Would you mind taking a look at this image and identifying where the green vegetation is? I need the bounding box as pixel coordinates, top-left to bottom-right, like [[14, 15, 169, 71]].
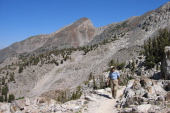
[[57, 91, 67, 103], [110, 21, 128, 32], [18, 64, 23, 73], [0, 73, 16, 102], [0, 96, 3, 102], [93, 76, 97, 90], [99, 75, 105, 89], [2, 84, 8, 96], [2, 76, 5, 85], [127, 60, 136, 72], [116, 62, 126, 70], [8, 94, 15, 102], [84, 72, 93, 85], [144, 29, 170, 69], [57, 86, 82, 103], [89, 72, 93, 80], [70, 86, 82, 100], [108, 59, 125, 70], [16, 97, 24, 100], [9, 72, 15, 82]]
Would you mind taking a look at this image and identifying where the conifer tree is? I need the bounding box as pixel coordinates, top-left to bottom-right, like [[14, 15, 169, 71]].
[[144, 29, 170, 69]]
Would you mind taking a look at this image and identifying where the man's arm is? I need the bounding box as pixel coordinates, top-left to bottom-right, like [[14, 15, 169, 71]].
[[117, 76, 120, 85], [107, 77, 110, 86], [117, 71, 120, 85]]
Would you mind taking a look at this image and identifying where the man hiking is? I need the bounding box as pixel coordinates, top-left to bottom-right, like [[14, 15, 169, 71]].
[[107, 66, 120, 99]]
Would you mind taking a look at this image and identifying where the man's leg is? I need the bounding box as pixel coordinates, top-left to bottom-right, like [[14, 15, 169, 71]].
[[110, 80, 114, 98], [113, 79, 118, 98]]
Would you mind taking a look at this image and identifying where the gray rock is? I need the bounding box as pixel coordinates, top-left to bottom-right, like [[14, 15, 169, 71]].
[[148, 99, 155, 105], [156, 96, 165, 101], [124, 88, 135, 98], [166, 92, 170, 101], [85, 96, 97, 101], [14, 99, 25, 110], [148, 106, 161, 112], [140, 97, 148, 102], [0, 103, 11, 113], [132, 104, 152, 112], [25, 97, 30, 106], [140, 79, 153, 88], [132, 79, 141, 90], [135, 88, 146, 96], [126, 79, 134, 88]]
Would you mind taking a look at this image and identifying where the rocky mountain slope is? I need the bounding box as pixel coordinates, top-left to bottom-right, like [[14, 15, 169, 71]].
[[0, 1, 170, 61], [0, 53, 170, 113], [0, 17, 104, 61], [0, 1, 170, 107]]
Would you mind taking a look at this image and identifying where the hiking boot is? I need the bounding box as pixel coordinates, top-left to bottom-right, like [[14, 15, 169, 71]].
[[112, 96, 116, 99]]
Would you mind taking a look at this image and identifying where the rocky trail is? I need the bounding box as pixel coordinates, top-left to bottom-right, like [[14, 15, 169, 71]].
[[83, 86, 126, 113], [1, 77, 170, 113]]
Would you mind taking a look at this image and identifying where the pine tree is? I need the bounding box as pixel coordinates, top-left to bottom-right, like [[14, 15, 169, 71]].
[[144, 29, 170, 69]]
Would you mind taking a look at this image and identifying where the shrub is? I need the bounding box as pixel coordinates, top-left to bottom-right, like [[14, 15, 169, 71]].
[[0, 96, 3, 102], [70, 86, 82, 100], [18, 65, 23, 73], [8, 94, 15, 102], [117, 63, 126, 70], [2, 85, 8, 95], [9, 73, 15, 82]]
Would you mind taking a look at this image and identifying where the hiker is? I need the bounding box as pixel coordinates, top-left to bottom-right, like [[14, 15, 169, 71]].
[[107, 66, 120, 99]]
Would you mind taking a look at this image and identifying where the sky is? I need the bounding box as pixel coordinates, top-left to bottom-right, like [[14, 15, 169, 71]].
[[0, 0, 169, 49]]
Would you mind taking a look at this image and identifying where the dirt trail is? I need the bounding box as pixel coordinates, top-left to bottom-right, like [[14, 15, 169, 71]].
[[84, 86, 125, 113]]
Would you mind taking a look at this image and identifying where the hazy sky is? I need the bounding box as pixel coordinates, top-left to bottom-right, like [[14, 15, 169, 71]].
[[0, 0, 169, 49]]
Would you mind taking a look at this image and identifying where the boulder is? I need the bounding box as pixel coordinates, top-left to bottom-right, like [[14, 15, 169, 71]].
[[124, 88, 135, 98], [94, 89, 105, 94], [105, 87, 111, 92], [14, 99, 25, 110], [148, 106, 161, 113], [147, 86, 155, 94], [135, 88, 146, 97], [132, 79, 141, 90], [161, 46, 170, 80], [25, 97, 30, 106], [126, 79, 134, 88], [166, 92, 170, 101], [132, 104, 152, 112], [156, 96, 165, 101], [153, 84, 165, 93], [85, 96, 97, 101], [140, 79, 152, 88]]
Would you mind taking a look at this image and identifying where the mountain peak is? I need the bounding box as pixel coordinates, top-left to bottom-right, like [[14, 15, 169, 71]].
[[79, 17, 89, 20], [157, 1, 170, 11], [77, 17, 90, 22], [72, 17, 92, 27]]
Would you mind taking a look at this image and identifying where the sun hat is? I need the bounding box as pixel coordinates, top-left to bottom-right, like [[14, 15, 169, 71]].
[[110, 66, 115, 69]]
